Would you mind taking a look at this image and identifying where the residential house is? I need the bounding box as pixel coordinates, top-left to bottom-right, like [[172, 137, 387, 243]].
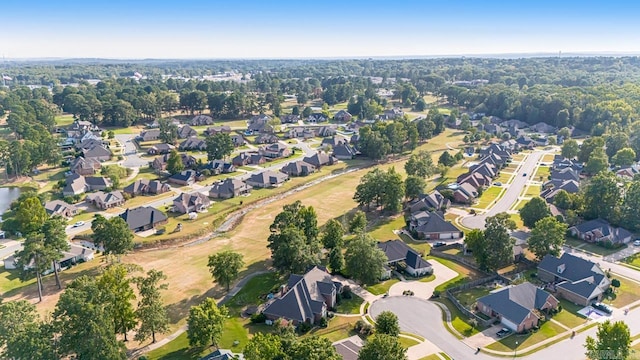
[[303, 152, 337, 168], [307, 113, 328, 123], [200, 349, 244, 360], [540, 180, 580, 203], [246, 170, 289, 188], [408, 191, 451, 212], [173, 192, 211, 214], [333, 337, 363, 360], [255, 133, 279, 144], [408, 211, 463, 240], [530, 122, 557, 134], [248, 114, 272, 133], [230, 134, 245, 146], [538, 253, 611, 306], [204, 160, 235, 174], [123, 179, 170, 196], [260, 143, 291, 159], [453, 183, 479, 204], [147, 143, 175, 155], [334, 110, 352, 122], [616, 166, 640, 180], [281, 161, 316, 176], [377, 240, 432, 277], [82, 145, 112, 162], [232, 152, 265, 166], [569, 218, 633, 246], [151, 153, 197, 172], [209, 178, 252, 199], [249, 154, 266, 165], [86, 191, 125, 210], [167, 170, 202, 186], [262, 266, 342, 325], [75, 137, 104, 151], [204, 125, 231, 136], [139, 129, 161, 142], [332, 144, 358, 160], [458, 172, 492, 189], [280, 114, 300, 124], [4, 243, 95, 271], [476, 282, 559, 333], [317, 125, 337, 137], [120, 206, 168, 232], [190, 114, 214, 126], [515, 135, 535, 149], [62, 174, 111, 197], [380, 108, 404, 120], [69, 120, 100, 132], [70, 156, 101, 175], [179, 137, 207, 151], [177, 125, 198, 139], [550, 167, 580, 182], [480, 143, 512, 159], [44, 200, 78, 218], [322, 135, 349, 148]]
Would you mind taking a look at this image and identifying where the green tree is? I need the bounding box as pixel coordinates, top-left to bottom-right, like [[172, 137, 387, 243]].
[[561, 139, 579, 159], [553, 189, 573, 210], [481, 213, 516, 271], [133, 269, 170, 344], [328, 247, 345, 273], [14, 196, 47, 235], [98, 264, 138, 341], [605, 132, 629, 158], [345, 233, 387, 285], [166, 149, 184, 174], [287, 336, 342, 360], [611, 147, 636, 167], [578, 136, 605, 163], [519, 197, 551, 228], [358, 334, 408, 360], [464, 229, 487, 268], [92, 216, 134, 261], [54, 276, 127, 360], [438, 151, 456, 167], [582, 172, 621, 221], [207, 250, 244, 291], [0, 300, 56, 360], [321, 219, 345, 250], [206, 132, 234, 161], [585, 147, 609, 175], [375, 311, 400, 336], [404, 151, 435, 178], [349, 210, 367, 234], [382, 167, 404, 213], [585, 320, 630, 360], [158, 118, 178, 145], [302, 106, 313, 118], [42, 216, 70, 289], [187, 298, 228, 348], [243, 332, 284, 360], [622, 180, 640, 231], [405, 175, 426, 200], [16, 233, 52, 302], [527, 217, 567, 260]]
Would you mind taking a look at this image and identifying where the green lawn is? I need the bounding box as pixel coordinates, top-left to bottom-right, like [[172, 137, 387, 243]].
[[365, 278, 400, 295], [305, 316, 358, 343], [398, 336, 420, 349], [495, 172, 514, 184], [419, 353, 452, 360], [486, 320, 565, 351], [335, 294, 364, 314], [609, 276, 640, 308], [509, 213, 525, 230], [432, 298, 481, 337], [225, 272, 282, 314], [541, 154, 556, 163], [0, 266, 36, 294], [453, 287, 491, 309], [622, 253, 640, 268], [523, 185, 541, 198], [513, 199, 529, 211], [55, 114, 75, 126], [145, 332, 208, 360], [428, 258, 483, 293], [534, 166, 550, 181], [553, 299, 588, 328], [564, 237, 626, 257], [476, 186, 503, 209]]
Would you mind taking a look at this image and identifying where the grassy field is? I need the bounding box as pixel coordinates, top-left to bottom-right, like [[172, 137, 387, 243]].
[[335, 294, 364, 314], [305, 315, 358, 343], [476, 186, 503, 209], [365, 278, 400, 295], [621, 253, 640, 268], [509, 213, 525, 230], [553, 299, 588, 328], [523, 185, 541, 198], [398, 336, 420, 349], [486, 320, 565, 351], [55, 114, 75, 126], [541, 154, 556, 163], [495, 172, 513, 184], [564, 237, 626, 257], [432, 298, 481, 337], [609, 276, 640, 308], [534, 166, 550, 181]]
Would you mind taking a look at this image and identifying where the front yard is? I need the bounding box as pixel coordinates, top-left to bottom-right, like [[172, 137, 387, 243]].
[[485, 320, 566, 352], [365, 278, 400, 296], [431, 297, 481, 337], [553, 299, 588, 328], [475, 186, 503, 209], [335, 294, 364, 314], [564, 237, 626, 257]]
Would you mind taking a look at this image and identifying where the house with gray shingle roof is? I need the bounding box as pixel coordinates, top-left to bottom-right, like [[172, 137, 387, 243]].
[[538, 253, 611, 306], [477, 282, 558, 333], [62, 174, 111, 197], [377, 240, 432, 277], [119, 206, 168, 232], [173, 192, 211, 214], [86, 190, 125, 210], [569, 218, 633, 246], [123, 179, 170, 196], [70, 156, 102, 176], [245, 170, 289, 188], [408, 211, 463, 240], [179, 137, 206, 151], [262, 266, 342, 325], [281, 161, 316, 177], [44, 200, 78, 218], [303, 152, 337, 168], [177, 125, 198, 139], [209, 178, 252, 199], [82, 144, 112, 162]]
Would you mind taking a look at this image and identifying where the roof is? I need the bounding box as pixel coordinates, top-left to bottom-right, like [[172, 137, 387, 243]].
[[119, 206, 168, 230], [141, 129, 161, 139], [248, 170, 288, 185], [177, 125, 197, 138], [262, 266, 338, 323], [303, 152, 335, 167], [405, 251, 432, 270], [538, 253, 606, 283], [281, 161, 316, 175], [200, 349, 244, 360], [82, 145, 111, 158], [570, 218, 633, 243], [210, 178, 252, 196], [44, 200, 77, 215], [174, 192, 210, 208], [478, 282, 556, 325], [332, 144, 357, 158], [169, 170, 198, 182], [123, 179, 167, 194], [86, 190, 124, 204], [376, 240, 415, 263], [415, 212, 461, 234], [70, 156, 101, 171], [333, 336, 363, 360]]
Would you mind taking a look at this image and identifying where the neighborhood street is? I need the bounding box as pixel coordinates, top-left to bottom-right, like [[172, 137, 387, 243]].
[[461, 150, 545, 229]]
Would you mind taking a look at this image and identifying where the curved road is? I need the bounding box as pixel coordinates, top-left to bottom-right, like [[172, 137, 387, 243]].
[[461, 150, 545, 229]]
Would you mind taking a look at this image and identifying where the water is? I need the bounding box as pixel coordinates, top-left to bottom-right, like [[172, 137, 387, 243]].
[[0, 187, 21, 221]]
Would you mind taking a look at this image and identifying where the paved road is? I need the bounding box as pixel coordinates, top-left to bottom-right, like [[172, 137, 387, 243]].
[[461, 150, 545, 229], [115, 134, 148, 168], [0, 239, 21, 260]]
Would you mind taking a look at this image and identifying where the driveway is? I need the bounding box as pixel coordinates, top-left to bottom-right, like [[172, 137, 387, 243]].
[[461, 150, 545, 229], [387, 259, 458, 298], [464, 324, 505, 348], [115, 134, 148, 168]]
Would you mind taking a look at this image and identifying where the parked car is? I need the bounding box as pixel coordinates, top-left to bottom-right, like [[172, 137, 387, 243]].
[[634, 239, 640, 246], [592, 302, 613, 314], [73, 221, 85, 228], [433, 241, 446, 248], [493, 182, 502, 186], [496, 328, 512, 337], [522, 173, 527, 177]]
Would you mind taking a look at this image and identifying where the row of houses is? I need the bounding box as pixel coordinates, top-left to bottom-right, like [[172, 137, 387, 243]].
[[453, 143, 511, 204]]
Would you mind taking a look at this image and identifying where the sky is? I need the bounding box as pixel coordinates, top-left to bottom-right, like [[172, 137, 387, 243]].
[[1, 0, 640, 59]]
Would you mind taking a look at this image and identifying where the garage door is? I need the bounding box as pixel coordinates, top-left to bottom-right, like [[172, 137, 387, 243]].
[[501, 317, 518, 332]]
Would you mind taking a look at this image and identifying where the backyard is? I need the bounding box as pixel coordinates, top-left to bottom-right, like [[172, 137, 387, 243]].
[[452, 287, 491, 309], [335, 294, 365, 314]]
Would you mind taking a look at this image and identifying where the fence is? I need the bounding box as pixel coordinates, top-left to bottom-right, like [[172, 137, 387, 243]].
[[444, 275, 501, 329]]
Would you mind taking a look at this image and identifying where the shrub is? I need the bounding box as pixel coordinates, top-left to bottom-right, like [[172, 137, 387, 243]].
[[355, 319, 365, 331], [342, 286, 353, 299], [360, 323, 374, 336], [250, 313, 267, 324], [319, 317, 328, 328], [431, 290, 441, 298], [297, 322, 312, 334]]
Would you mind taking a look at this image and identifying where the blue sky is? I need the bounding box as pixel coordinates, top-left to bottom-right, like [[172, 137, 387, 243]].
[[1, 0, 639, 58]]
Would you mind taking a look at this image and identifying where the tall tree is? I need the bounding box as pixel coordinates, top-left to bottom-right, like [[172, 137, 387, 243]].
[[585, 320, 630, 360], [481, 213, 516, 271], [187, 298, 228, 348], [561, 139, 579, 159], [42, 216, 70, 289], [578, 136, 605, 163], [321, 219, 345, 250], [205, 132, 234, 161], [16, 233, 51, 302], [585, 147, 609, 175], [527, 217, 567, 260], [134, 269, 170, 344], [92, 216, 134, 261], [382, 167, 404, 213], [611, 147, 636, 167], [0, 300, 56, 360], [98, 264, 138, 341], [207, 250, 244, 291], [158, 118, 178, 145], [519, 197, 551, 228], [438, 151, 456, 167], [14, 196, 47, 235], [345, 233, 387, 285], [287, 336, 342, 360], [349, 210, 367, 234], [622, 180, 640, 231], [464, 229, 487, 267], [166, 149, 185, 174], [404, 151, 435, 178], [582, 172, 621, 222], [54, 276, 127, 360], [358, 334, 408, 360], [405, 175, 426, 200], [243, 332, 284, 360], [375, 311, 400, 336]]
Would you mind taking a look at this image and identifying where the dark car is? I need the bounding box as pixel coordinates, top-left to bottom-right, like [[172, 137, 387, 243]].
[[592, 302, 613, 314], [496, 328, 512, 337], [433, 241, 446, 248], [522, 173, 527, 177]]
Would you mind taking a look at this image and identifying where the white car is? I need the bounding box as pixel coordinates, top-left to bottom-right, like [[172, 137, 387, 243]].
[[73, 221, 85, 228], [634, 239, 640, 246]]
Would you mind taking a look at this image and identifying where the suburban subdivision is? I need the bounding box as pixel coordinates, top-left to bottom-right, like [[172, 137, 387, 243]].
[[2, 55, 640, 360]]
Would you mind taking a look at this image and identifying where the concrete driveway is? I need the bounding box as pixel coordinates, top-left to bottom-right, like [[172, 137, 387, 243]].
[[387, 259, 458, 298], [464, 324, 505, 348], [115, 134, 148, 168], [461, 150, 545, 229]]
